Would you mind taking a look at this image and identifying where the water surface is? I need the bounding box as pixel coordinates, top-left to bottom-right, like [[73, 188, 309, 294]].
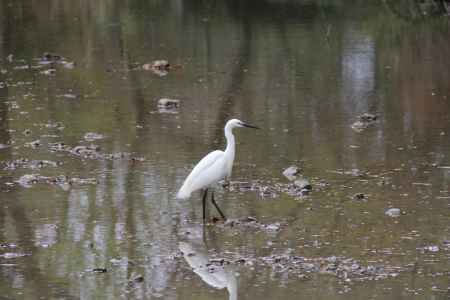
[[0, 1, 449, 299]]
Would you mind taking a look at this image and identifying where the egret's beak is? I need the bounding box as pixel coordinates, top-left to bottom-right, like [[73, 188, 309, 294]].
[[243, 123, 259, 129]]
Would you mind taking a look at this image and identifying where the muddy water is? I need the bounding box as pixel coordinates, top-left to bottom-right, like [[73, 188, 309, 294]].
[[0, 1, 449, 299]]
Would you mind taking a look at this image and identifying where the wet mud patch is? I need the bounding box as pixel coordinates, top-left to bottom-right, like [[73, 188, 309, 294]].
[[48, 142, 145, 162], [227, 178, 326, 199], [221, 216, 285, 233], [4, 158, 62, 171], [14, 173, 98, 190], [176, 243, 407, 286]]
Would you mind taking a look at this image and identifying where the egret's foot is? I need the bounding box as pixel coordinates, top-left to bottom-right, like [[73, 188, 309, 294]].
[[221, 180, 230, 188]]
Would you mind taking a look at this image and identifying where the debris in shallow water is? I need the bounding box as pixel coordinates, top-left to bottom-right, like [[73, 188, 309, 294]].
[[0, 243, 17, 249], [49, 142, 136, 161], [418, 245, 440, 253], [353, 193, 366, 201], [110, 257, 134, 267], [40, 69, 56, 76], [157, 98, 180, 113], [223, 217, 284, 234], [48, 142, 69, 152], [16, 174, 40, 188], [42, 52, 62, 62], [143, 60, 171, 76], [84, 132, 105, 142], [259, 185, 279, 198], [351, 113, 378, 132], [0, 252, 30, 259], [158, 98, 180, 108], [70, 145, 101, 158], [385, 208, 401, 217], [92, 268, 107, 273], [127, 274, 144, 288], [293, 178, 312, 192], [57, 93, 78, 100], [13, 65, 29, 70], [61, 61, 75, 69], [359, 113, 377, 122], [283, 165, 301, 181], [69, 177, 99, 185], [25, 139, 41, 148], [13, 174, 98, 190]]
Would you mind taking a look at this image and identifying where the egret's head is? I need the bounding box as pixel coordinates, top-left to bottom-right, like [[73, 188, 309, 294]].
[[227, 119, 259, 129]]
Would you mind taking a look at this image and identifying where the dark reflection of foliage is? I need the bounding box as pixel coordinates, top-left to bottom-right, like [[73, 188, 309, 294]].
[[384, 0, 450, 21]]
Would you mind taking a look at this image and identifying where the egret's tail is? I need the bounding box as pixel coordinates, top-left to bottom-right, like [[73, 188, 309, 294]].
[[176, 185, 191, 200]]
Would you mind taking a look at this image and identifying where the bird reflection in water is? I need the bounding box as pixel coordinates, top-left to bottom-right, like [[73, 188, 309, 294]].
[[179, 240, 237, 300]]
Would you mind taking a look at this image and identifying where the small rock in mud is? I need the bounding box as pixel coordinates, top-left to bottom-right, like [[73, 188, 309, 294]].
[[158, 98, 180, 108], [294, 178, 312, 191], [14, 65, 29, 70], [0, 252, 30, 259], [69, 177, 98, 185], [25, 139, 41, 148], [92, 268, 107, 273], [259, 185, 279, 198], [264, 223, 281, 231], [143, 60, 170, 76], [42, 52, 62, 62], [4, 158, 29, 170], [283, 165, 301, 181], [70, 145, 100, 158], [351, 113, 378, 132], [40, 69, 56, 76], [61, 61, 75, 69], [353, 193, 366, 201], [48, 142, 70, 152], [385, 208, 401, 217], [84, 132, 105, 142], [16, 174, 40, 188], [157, 98, 180, 113], [57, 93, 78, 100], [0, 243, 17, 249], [110, 257, 133, 267], [420, 245, 440, 253], [127, 275, 144, 288], [223, 217, 283, 234], [359, 113, 377, 122], [29, 160, 60, 169], [286, 178, 312, 196], [14, 173, 97, 190]]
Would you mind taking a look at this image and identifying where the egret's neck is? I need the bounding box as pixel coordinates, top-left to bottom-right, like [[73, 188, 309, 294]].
[[224, 125, 235, 158]]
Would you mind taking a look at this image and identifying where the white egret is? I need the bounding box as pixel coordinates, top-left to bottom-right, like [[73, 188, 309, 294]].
[[177, 119, 259, 222]]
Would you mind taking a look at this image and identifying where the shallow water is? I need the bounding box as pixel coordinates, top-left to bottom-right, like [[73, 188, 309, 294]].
[[0, 1, 449, 299]]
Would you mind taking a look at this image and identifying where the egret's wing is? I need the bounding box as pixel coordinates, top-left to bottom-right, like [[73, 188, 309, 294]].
[[186, 150, 224, 182], [177, 150, 224, 198]]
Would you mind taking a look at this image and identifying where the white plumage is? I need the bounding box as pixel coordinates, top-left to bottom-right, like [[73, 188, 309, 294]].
[[177, 118, 258, 221], [177, 150, 227, 199]]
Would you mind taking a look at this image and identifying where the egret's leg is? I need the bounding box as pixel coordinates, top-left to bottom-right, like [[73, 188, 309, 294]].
[[202, 189, 208, 223], [211, 191, 226, 220]]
